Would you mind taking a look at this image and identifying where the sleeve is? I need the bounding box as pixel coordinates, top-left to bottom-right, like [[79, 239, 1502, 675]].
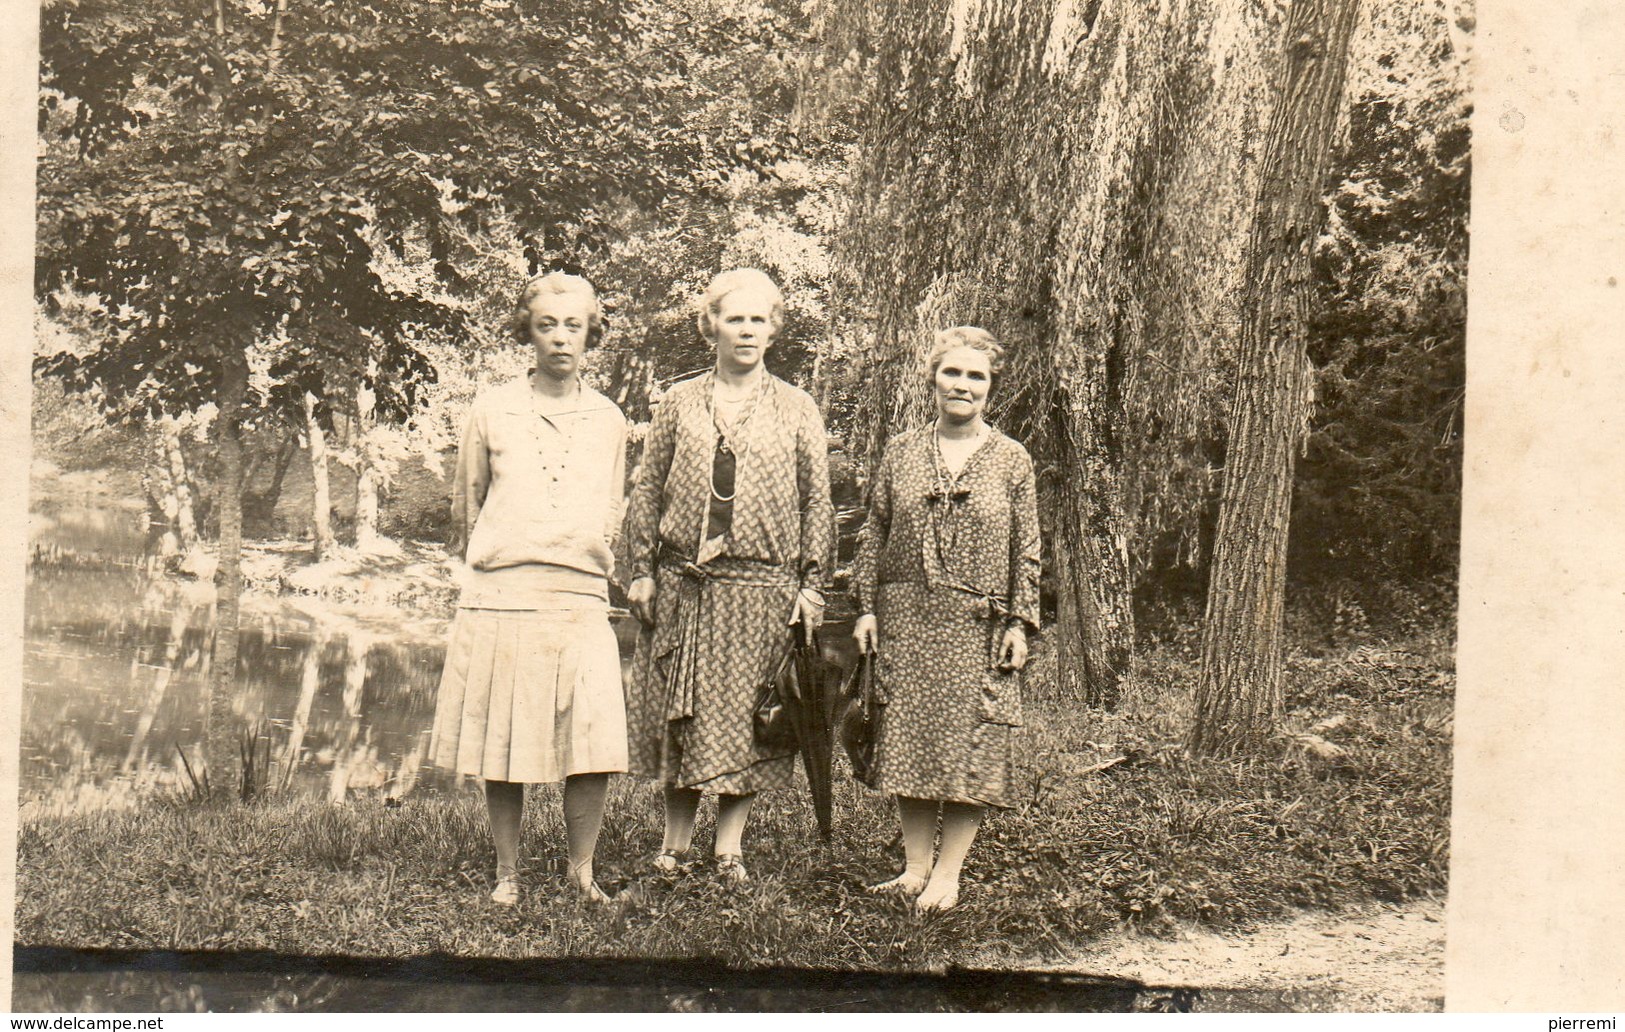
[[625, 396, 678, 582], [1008, 447, 1042, 635], [605, 412, 629, 580], [795, 395, 835, 590], [448, 397, 491, 563], [851, 444, 893, 616]]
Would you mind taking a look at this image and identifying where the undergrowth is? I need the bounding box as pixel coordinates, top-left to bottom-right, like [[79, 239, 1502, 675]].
[[15, 620, 1452, 969]]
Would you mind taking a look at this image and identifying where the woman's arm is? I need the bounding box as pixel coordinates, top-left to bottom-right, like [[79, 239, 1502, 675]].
[[448, 398, 491, 563], [850, 442, 895, 655], [624, 396, 679, 583], [606, 415, 629, 546], [1007, 447, 1042, 636], [851, 443, 894, 618], [605, 414, 630, 588], [795, 395, 836, 591]]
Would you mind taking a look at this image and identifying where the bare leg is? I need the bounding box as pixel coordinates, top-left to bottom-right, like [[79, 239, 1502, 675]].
[[916, 801, 984, 911], [484, 779, 524, 903], [661, 785, 702, 854], [563, 773, 611, 902], [714, 792, 755, 882], [869, 795, 936, 894]]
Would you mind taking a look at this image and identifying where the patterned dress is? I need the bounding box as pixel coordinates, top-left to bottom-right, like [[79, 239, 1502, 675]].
[[851, 424, 1041, 808], [623, 372, 834, 794]]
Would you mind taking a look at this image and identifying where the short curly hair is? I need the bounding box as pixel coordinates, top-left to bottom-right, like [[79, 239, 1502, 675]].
[[696, 268, 786, 341], [510, 272, 605, 349], [925, 326, 1005, 383]]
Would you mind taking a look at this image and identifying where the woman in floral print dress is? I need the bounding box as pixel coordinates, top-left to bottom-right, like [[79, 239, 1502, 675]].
[[623, 268, 834, 884], [852, 326, 1041, 912]]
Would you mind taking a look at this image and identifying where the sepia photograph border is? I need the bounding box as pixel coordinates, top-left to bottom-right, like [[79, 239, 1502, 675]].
[[1, 0, 1622, 1013]]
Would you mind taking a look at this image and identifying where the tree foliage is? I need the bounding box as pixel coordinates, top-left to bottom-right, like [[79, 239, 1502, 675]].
[[1293, 0, 1470, 584]]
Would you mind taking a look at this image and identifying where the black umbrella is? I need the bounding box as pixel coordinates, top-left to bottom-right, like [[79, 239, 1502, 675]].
[[782, 627, 836, 840]]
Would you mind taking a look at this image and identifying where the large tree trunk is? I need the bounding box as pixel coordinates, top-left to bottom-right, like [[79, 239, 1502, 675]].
[[205, 349, 249, 793], [1050, 437, 1134, 706], [1191, 0, 1363, 755], [304, 391, 336, 561]]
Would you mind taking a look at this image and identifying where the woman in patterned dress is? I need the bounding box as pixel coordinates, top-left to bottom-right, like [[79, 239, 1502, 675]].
[[623, 268, 834, 884], [851, 326, 1041, 912], [430, 272, 629, 906]]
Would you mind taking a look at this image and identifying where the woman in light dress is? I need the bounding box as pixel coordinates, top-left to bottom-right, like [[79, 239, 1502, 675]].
[[852, 327, 1041, 912], [430, 272, 629, 905]]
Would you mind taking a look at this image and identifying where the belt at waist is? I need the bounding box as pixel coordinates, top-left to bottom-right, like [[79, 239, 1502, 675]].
[[657, 551, 800, 587], [880, 578, 1012, 620]]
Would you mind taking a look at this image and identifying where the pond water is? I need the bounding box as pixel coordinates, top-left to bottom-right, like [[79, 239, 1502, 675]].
[[20, 501, 614, 816], [21, 496, 853, 817]]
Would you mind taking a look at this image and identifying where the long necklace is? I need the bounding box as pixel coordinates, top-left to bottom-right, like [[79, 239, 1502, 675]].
[[528, 376, 582, 461], [529, 374, 582, 419], [710, 376, 762, 503]]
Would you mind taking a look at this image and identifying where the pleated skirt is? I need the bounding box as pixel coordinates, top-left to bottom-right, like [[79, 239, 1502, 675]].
[[430, 605, 628, 783]]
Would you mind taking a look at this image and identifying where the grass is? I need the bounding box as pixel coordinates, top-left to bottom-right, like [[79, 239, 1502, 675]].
[[13, 612, 1453, 971]]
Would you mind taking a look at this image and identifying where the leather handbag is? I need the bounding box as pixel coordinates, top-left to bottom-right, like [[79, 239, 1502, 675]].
[[840, 653, 883, 787], [753, 648, 799, 752]]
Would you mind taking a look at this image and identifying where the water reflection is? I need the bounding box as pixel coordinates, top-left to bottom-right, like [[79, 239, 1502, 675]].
[[21, 496, 846, 817], [22, 559, 461, 816]]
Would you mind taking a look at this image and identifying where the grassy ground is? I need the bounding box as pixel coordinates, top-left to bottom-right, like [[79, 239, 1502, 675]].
[[14, 615, 1452, 971]]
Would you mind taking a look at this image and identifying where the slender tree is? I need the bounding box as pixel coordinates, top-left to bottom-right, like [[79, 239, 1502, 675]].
[[1191, 0, 1365, 754], [302, 390, 336, 561]]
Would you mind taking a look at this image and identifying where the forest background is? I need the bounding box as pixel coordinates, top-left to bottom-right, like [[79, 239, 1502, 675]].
[[14, 0, 1472, 992]]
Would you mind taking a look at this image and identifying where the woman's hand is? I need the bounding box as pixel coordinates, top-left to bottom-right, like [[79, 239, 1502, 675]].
[[853, 614, 878, 656], [997, 625, 1029, 672], [789, 587, 825, 644], [628, 576, 657, 626]]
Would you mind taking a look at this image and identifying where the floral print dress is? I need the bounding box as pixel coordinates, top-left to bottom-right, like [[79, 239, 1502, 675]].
[[851, 424, 1041, 808], [622, 372, 834, 794]]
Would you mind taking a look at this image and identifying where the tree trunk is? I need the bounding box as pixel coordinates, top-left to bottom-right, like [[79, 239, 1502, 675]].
[[355, 464, 379, 550], [165, 417, 198, 550], [205, 349, 249, 793], [304, 391, 336, 561], [353, 383, 380, 551], [148, 425, 182, 557], [1050, 443, 1134, 707], [1191, 0, 1363, 755], [269, 433, 298, 503]]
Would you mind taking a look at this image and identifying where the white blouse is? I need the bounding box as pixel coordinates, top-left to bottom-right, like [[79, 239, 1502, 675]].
[[451, 378, 628, 608]]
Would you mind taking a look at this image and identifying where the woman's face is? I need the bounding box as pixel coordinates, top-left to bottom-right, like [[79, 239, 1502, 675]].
[[527, 291, 594, 383], [711, 287, 778, 375], [933, 345, 993, 423]]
